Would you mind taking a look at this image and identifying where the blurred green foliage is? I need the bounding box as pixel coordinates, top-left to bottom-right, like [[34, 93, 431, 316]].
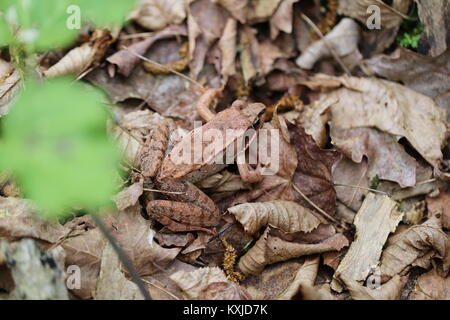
[[0, 0, 137, 51], [0, 79, 120, 218], [0, 0, 137, 218], [397, 24, 424, 50]]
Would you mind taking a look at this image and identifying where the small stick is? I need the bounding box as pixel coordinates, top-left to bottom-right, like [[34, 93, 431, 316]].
[[293, 184, 347, 229], [90, 212, 152, 300], [301, 13, 351, 75], [334, 183, 390, 196], [373, 0, 414, 20]]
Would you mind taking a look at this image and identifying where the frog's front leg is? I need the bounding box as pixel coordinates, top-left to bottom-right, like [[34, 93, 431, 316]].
[[140, 119, 171, 178]]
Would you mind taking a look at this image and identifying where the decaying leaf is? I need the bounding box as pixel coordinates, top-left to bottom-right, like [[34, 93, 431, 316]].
[[333, 157, 369, 212], [238, 226, 349, 275], [290, 255, 341, 300], [415, 0, 449, 56], [337, 0, 411, 29], [331, 126, 417, 187], [426, 189, 450, 229], [44, 29, 116, 78], [112, 180, 144, 211], [335, 193, 402, 286], [409, 267, 450, 300], [296, 18, 361, 70], [0, 197, 67, 244], [364, 48, 450, 113], [218, 18, 238, 82], [170, 266, 246, 299], [94, 243, 144, 300], [62, 227, 106, 299], [0, 58, 21, 115], [131, 0, 187, 31], [110, 205, 182, 276], [304, 74, 447, 167], [44, 44, 97, 78], [340, 274, 406, 300], [228, 201, 321, 235], [246, 0, 283, 24], [378, 215, 449, 280], [289, 124, 341, 216], [270, 0, 299, 39], [107, 24, 187, 77]]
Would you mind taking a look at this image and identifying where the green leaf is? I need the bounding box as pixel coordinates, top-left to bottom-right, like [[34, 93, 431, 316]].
[[0, 0, 137, 51], [75, 0, 137, 26], [0, 78, 120, 218]]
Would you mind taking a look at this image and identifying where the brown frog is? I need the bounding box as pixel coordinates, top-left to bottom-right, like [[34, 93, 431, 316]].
[[141, 98, 265, 234]]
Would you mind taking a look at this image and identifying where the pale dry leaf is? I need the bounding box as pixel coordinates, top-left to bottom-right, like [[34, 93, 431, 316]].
[[62, 227, 106, 299], [338, 0, 411, 29], [112, 180, 144, 211], [335, 193, 402, 284], [0, 58, 21, 115], [297, 283, 338, 300], [340, 274, 405, 300], [94, 242, 144, 300], [415, 0, 449, 56], [228, 201, 321, 235], [246, 0, 283, 24], [259, 39, 287, 76], [269, 0, 299, 39], [277, 256, 320, 300], [198, 281, 249, 300], [44, 44, 96, 78], [296, 18, 361, 70], [188, 0, 231, 77], [218, 18, 237, 83], [307, 74, 448, 167], [426, 189, 450, 229], [364, 48, 450, 113], [111, 205, 182, 276], [0, 197, 67, 244], [240, 25, 262, 85], [333, 158, 369, 212], [379, 215, 449, 279], [170, 266, 232, 299], [409, 267, 450, 300], [238, 226, 349, 275], [297, 96, 334, 148], [331, 126, 417, 188], [213, 0, 249, 23], [131, 0, 187, 31], [241, 258, 303, 299]]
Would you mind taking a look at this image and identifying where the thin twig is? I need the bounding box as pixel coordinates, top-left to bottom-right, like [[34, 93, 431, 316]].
[[141, 278, 181, 300], [373, 0, 414, 20], [120, 45, 205, 91], [90, 213, 152, 300], [300, 13, 352, 75], [293, 183, 347, 229], [334, 183, 390, 196]]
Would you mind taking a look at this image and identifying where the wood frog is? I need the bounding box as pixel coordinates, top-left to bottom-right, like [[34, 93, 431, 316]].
[[140, 97, 265, 234]]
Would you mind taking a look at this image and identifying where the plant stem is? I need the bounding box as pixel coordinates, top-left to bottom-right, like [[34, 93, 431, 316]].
[[90, 213, 152, 300]]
